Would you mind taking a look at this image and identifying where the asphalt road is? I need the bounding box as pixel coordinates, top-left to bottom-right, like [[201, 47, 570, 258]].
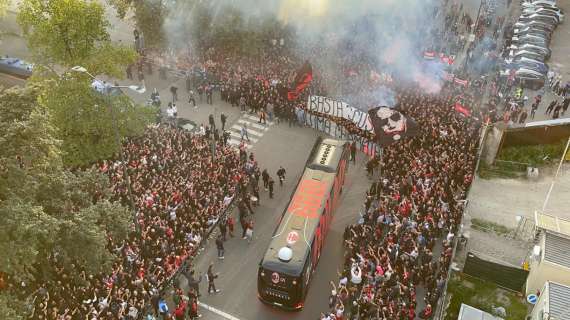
[[156, 96, 372, 319]]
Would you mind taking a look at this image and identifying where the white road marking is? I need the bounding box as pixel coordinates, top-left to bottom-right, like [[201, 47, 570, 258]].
[[198, 301, 242, 320], [237, 119, 271, 131]]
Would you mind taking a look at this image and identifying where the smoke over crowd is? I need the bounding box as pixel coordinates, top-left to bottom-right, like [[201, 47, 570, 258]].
[[157, 0, 448, 110]]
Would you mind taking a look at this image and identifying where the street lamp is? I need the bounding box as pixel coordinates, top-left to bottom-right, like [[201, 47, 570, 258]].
[[72, 65, 145, 233]]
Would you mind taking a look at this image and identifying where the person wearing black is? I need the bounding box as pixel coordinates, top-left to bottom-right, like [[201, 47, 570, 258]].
[[209, 114, 216, 131], [262, 169, 269, 191], [221, 113, 227, 131], [562, 97, 570, 116], [350, 141, 357, 163], [268, 176, 275, 199], [277, 166, 286, 186], [546, 100, 557, 115], [223, 130, 230, 146], [183, 269, 202, 297], [207, 263, 220, 294], [219, 217, 228, 241], [215, 234, 225, 259], [170, 86, 178, 103], [206, 85, 213, 105]]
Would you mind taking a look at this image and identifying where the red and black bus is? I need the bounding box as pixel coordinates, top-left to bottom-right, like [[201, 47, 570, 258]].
[[257, 137, 349, 310]]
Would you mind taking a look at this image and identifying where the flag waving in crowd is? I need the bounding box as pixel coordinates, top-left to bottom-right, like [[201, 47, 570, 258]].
[[368, 106, 419, 146], [454, 101, 472, 117], [286, 61, 313, 101]]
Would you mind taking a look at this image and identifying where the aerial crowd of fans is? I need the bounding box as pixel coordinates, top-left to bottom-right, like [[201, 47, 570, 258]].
[[25, 125, 261, 319], [7, 0, 493, 319], [320, 85, 479, 320]]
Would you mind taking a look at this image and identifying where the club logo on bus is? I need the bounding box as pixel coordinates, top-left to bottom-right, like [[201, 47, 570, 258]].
[[271, 272, 280, 284], [288, 180, 327, 219], [286, 231, 299, 245]]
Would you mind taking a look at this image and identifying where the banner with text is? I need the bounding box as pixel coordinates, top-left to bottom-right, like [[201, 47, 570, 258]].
[[303, 96, 378, 156], [307, 95, 374, 132]]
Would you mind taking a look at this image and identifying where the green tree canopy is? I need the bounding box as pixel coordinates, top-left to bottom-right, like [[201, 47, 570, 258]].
[[0, 85, 132, 304], [36, 75, 157, 166], [17, 0, 137, 78]]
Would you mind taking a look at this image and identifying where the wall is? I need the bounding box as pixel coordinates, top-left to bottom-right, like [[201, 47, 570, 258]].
[[526, 261, 570, 296], [529, 282, 549, 320]]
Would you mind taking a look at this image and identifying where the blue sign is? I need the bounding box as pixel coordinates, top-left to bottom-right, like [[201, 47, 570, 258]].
[[527, 294, 538, 304]]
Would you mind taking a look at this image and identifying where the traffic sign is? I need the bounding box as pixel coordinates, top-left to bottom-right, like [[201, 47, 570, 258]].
[[527, 294, 538, 304]]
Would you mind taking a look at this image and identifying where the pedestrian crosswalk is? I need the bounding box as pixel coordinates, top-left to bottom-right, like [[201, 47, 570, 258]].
[[227, 113, 274, 149]]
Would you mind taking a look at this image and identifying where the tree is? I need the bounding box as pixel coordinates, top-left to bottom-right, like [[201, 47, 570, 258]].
[[37, 76, 157, 166], [0, 0, 9, 17], [0, 292, 25, 320], [17, 0, 137, 78], [0, 85, 132, 288]]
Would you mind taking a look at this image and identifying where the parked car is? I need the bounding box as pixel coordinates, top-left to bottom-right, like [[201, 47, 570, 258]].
[[518, 14, 559, 26], [523, 6, 564, 17], [511, 35, 549, 47], [501, 68, 545, 89], [514, 21, 555, 32], [0, 56, 33, 79], [513, 27, 552, 40], [522, 8, 564, 23], [504, 58, 548, 74], [510, 49, 548, 62], [521, 0, 558, 9], [509, 43, 551, 58]]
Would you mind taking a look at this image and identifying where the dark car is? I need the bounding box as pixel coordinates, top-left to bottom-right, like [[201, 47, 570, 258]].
[[511, 68, 546, 89], [0, 56, 33, 79]]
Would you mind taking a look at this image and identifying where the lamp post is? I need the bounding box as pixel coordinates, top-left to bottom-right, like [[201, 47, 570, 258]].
[[72, 66, 145, 233]]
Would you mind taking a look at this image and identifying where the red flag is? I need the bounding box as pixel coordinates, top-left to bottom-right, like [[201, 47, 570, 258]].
[[454, 102, 471, 117], [287, 61, 313, 101]]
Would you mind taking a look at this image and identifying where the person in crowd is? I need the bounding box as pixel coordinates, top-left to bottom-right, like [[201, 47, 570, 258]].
[[171, 85, 178, 103], [268, 176, 275, 199], [207, 263, 220, 294], [221, 112, 227, 131], [215, 234, 225, 259], [277, 166, 286, 187], [350, 141, 357, 164], [240, 123, 250, 142], [188, 89, 197, 108]]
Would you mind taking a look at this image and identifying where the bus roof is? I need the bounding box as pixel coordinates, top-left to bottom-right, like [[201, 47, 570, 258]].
[[261, 138, 346, 276]]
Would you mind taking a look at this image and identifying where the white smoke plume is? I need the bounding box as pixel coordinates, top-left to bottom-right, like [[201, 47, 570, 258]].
[[161, 0, 447, 105]]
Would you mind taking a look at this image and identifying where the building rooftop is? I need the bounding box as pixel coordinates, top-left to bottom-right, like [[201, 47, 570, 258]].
[[544, 232, 570, 269], [547, 282, 570, 320], [535, 212, 570, 236], [458, 304, 504, 320]]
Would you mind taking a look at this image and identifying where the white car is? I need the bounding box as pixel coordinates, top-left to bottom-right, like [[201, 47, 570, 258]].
[[509, 43, 551, 58], [521, 0, 558, 8], [521, 0, 557, 7], [523, 8, 564, 22]]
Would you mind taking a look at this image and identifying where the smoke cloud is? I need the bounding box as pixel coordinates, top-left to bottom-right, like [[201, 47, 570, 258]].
[[162, 0, 447, 108]]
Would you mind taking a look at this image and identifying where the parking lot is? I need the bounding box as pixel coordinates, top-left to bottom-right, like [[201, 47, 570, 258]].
[[505, 0, 570, 123]]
